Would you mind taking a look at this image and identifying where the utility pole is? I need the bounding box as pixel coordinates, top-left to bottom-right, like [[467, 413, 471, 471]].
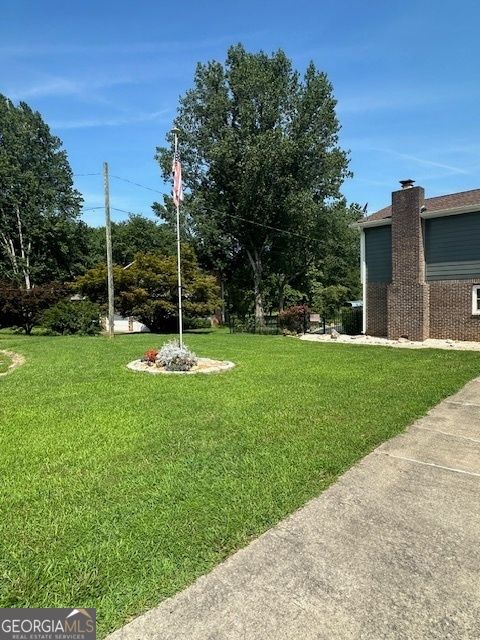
[[172, 127, 183, 347], [103, 161, 115, 338]]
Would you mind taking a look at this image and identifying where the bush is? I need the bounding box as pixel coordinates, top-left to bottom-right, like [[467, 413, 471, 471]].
[[156, 340, 198, 371], [42, 300, 102, 336], [278, 305, 310, 334], [0, 282, 68, 334], [341, 307, 363, 335], [183, 316, 212, 330], [143, 349, 158, 363]]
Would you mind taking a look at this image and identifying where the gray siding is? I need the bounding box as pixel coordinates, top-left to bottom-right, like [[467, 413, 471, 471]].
[[425, 212, 480, 280], [365, 225, 392, 283]]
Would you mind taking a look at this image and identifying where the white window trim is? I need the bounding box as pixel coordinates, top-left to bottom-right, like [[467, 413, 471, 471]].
[[472, 285, 480, 315]]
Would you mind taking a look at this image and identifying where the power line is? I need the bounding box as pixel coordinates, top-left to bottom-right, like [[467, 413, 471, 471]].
[[106, 176, 316, 241], [80, 173, 326, 242], [110, 174, 164, 195], [74, 173, 101, 177]]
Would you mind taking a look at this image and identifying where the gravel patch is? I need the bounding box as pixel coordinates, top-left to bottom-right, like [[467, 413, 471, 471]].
[[127, 357, 236, 375], [299, 333, 480, 351]]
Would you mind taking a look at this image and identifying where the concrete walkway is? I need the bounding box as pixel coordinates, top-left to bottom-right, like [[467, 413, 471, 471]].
[[108, 378, 480, 640]]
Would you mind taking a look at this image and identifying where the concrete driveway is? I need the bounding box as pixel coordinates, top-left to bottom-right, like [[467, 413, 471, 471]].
[[108, 378, 480, 640]]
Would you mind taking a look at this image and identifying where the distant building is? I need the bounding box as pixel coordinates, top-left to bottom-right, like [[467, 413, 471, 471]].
[[358, 180, 480, 341], [103, 314, 150, 334]]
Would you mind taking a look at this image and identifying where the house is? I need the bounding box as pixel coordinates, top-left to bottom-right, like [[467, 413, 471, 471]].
[[358, 180, 480, 341]]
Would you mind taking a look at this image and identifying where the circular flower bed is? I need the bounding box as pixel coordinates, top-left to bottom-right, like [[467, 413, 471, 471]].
[[127, 357, 235, 375], [127, 340, 235, 375]]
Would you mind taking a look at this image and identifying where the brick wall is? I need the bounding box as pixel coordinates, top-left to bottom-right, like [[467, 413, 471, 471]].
[[366, 283, 388, 336], [388, 283, 430, 341], [429, 279, 480, 341], [387, 185, 430, 340]]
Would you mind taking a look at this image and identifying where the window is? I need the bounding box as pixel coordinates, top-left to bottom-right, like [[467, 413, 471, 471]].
[[473, 285, 480, 315]]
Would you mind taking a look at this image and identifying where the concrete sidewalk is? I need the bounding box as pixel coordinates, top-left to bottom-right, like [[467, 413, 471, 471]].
[[108, 378, 480, 640]]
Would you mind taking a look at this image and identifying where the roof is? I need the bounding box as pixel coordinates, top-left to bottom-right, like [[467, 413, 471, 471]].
[[365, 188, 480, 222]]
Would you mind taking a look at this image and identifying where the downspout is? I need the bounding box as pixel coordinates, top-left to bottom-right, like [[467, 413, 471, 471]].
[[360, 228, 366, 334]]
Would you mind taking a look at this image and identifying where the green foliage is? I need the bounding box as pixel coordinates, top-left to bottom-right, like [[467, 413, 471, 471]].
[[341, 307, 363, 336], [278, 305, 310, 334], [311, 283, 349, 319], [155, 45, 351, 320], [76, 246, 219, 332], [183, 316, 212, 329], [0, 282, 67, 334], [1, 332, 479, 636], [0, 95, 83, 287], [86, 214, 176, 267], [42, 300, 102, 336]]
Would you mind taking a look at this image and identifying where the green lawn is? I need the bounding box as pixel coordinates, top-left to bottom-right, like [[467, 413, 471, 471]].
[[0, 351, 12, 373], [1, 331, 479, 636]]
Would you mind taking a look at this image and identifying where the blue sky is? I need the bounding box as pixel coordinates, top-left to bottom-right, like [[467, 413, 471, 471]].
[[2, 0, 480, 226]]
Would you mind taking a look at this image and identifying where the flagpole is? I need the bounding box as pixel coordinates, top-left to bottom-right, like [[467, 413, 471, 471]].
[[172, 127, 183, 348]]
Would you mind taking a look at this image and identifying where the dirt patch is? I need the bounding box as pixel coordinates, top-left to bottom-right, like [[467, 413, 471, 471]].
[[127, 357, 235, 375], [0, 350, 26, 376]]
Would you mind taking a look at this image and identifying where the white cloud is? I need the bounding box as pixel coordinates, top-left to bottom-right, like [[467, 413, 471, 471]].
[[51, 109, 170, 130], [5, 74, 143, 102]]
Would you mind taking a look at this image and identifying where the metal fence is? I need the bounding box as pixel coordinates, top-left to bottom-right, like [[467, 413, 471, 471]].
[[229, 307, 362, 336]]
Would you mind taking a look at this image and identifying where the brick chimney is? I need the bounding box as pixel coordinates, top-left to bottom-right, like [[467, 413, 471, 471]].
[[387, 180, 430, 340]]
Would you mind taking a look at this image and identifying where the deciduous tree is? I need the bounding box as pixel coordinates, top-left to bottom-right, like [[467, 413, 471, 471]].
[[76, 247, 219, 332], [155, 44, 350, 323], [0, 95, 82, 288]]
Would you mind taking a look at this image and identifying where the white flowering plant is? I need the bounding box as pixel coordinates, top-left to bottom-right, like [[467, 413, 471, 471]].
[[155, 340, 198, 372]]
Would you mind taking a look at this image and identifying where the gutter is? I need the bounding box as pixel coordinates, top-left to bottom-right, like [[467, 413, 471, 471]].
[[356, 218, 391, 229]]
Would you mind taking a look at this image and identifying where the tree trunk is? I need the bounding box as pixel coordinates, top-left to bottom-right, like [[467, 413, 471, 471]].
[[246, 247, 265, 325], [278, 276, 288, 312], [15, 206, 31, 289]]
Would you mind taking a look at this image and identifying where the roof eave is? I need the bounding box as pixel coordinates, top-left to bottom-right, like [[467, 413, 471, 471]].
[[356, 217, 392, 229]]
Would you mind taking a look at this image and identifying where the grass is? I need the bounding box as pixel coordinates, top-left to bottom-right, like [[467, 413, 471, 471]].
[[1, 330, 479, 636], [0, 350, 12, 373]]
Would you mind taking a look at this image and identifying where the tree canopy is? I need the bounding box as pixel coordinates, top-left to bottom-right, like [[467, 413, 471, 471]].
[[155, 44, 356, 321], [0, 95, 83, 288], [86, 214, 175, 267]]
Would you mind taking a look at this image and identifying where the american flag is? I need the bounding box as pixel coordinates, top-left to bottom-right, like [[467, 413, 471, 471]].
[[172, 153, 183, 208]]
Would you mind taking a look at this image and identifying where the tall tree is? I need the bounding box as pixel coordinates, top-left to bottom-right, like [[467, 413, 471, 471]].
[[0, 95, 82, 288], [155, 44, 350, 322]]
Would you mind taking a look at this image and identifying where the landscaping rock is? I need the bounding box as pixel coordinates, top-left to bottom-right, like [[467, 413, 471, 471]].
[[299, 334, 480, 352]]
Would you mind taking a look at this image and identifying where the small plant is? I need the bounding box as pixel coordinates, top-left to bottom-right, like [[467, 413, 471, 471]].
[[143, 349, 158, 364], [156, 339, 198, 372]]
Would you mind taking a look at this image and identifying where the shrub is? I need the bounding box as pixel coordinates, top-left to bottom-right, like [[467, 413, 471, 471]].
[[143, 349, 158, 363], [42, 300, 101, 336], [278, 305, 310, 334], [341, 306, 363, 336], [0, 282, 68, 334], [156, 340, 198, 372], [183, 316, 212, 330]]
